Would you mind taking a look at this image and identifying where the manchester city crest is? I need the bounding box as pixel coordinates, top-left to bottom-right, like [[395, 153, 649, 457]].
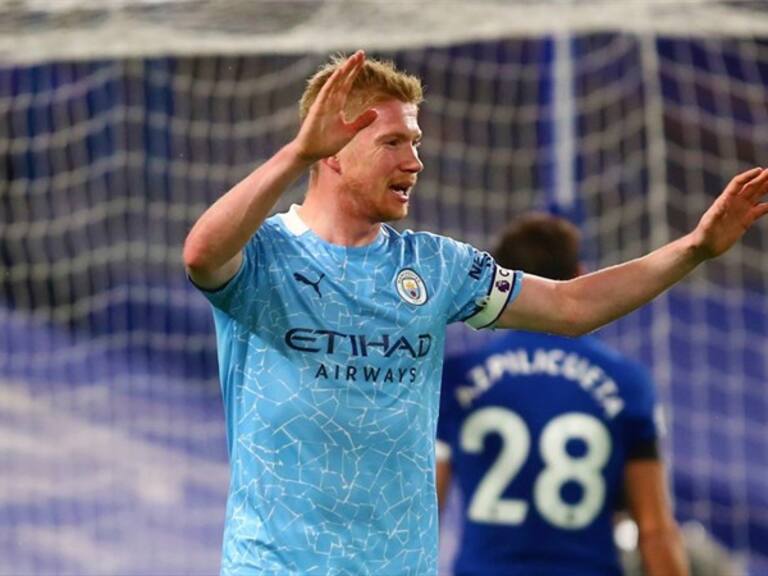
[[395, 268, 428, 306]]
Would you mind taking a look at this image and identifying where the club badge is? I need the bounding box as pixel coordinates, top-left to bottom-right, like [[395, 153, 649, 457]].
[[395, 268, 428, 306]]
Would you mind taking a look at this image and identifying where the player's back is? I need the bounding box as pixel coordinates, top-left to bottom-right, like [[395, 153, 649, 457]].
[[438, 330, 658, 576]]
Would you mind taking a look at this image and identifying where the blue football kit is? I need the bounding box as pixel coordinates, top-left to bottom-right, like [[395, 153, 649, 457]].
[[437, 330, 659, 576], [195, 205, 522, 575]]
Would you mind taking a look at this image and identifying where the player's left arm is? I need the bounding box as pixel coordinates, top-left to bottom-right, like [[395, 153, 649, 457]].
[[625, 459, 689, 576], [620, 358, 687, 576], [494, 167, 768, 335]]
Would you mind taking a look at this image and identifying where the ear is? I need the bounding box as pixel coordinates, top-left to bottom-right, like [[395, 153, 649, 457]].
[[323, 155, 342, 174]]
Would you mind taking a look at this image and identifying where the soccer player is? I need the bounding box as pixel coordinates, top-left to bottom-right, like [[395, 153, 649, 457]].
[[436, 213, 688, 576], [183, 50, 768, 575]]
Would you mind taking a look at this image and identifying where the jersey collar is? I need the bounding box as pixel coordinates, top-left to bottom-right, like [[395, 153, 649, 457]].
[[279, 204, 309, 236]]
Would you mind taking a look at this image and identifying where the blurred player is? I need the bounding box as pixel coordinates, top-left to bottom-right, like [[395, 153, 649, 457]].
[[618, 518, 742, 576], [184, 49, 768, 575], [436, 213, 688, 576]]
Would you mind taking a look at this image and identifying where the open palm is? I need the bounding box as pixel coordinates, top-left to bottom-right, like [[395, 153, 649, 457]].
[[694, 167, 768, 259], [294, 51, 378, 163]]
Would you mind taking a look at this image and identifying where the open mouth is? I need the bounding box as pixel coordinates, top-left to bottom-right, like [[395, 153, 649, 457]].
[[389, 182, 413, 202]]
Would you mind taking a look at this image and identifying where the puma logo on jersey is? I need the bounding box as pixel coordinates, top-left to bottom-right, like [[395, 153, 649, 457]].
[[293, 272, 325, 298]]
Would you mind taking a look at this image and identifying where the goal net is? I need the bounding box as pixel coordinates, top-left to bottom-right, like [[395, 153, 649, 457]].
[[1, 1, 766, 574]]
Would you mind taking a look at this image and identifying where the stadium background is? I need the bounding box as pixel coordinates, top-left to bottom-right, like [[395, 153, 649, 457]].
[[1, 1, 766, 574]]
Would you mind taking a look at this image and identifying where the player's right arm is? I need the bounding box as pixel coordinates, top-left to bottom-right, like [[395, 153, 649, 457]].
[[183, 50, 376, 289], [183, 143, 311, 289], [435, 442, 453, 511], [625, 459, 689, 576]]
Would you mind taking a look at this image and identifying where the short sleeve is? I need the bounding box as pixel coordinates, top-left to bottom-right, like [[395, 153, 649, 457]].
[[190, 226, 270, 322], [439, 237, 522, 329], [621, 362, 660, 457]]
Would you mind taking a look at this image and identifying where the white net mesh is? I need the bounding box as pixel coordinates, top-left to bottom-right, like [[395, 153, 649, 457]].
[[2, 0, 768, 62], [1, 1, 767, 574]]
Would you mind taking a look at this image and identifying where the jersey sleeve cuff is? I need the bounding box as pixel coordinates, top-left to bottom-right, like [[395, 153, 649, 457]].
[[627, 438, 660, 460], [187, 254, 246, 309], [464, 267, 522, 330]]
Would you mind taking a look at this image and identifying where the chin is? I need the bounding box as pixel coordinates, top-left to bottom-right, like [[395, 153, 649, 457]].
[[380, 206, 408, 223]]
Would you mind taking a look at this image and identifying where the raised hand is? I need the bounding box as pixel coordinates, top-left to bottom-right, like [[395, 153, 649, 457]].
[[691, 167, 768, 259], [293, 51, 378, 163]]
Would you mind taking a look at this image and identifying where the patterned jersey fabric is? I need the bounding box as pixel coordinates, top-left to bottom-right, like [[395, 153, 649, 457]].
[[195, 206, 521, 575]]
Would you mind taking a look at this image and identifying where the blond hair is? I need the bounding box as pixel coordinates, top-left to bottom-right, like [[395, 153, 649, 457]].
[[299, 54, 424, 121]]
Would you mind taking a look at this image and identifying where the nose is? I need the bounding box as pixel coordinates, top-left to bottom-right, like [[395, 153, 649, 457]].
[[402, 145, 424, 174]]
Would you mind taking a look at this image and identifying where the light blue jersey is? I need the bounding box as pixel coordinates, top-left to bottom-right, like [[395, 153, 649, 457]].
[[196, 206, 521, 575]]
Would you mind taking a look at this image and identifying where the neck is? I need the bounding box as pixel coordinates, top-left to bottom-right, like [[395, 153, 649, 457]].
[[299, 187, 382, 247]]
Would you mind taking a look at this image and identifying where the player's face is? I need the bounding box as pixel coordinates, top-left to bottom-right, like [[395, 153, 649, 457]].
[[337, 99, 423, 223]]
